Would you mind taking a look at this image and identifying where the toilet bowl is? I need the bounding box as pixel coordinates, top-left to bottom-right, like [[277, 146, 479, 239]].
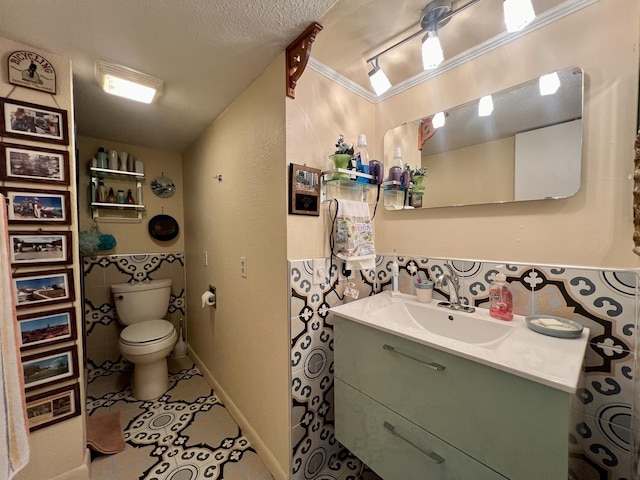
[[111, 279, 177, 400]]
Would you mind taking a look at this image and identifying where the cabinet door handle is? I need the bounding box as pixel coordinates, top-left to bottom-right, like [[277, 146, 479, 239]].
[[383, 421, 445, 464], [383, 344, 445, 371]]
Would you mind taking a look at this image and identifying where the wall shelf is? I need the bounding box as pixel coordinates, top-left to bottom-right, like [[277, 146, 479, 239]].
[[90, 167, 145, 223], [321, 169, 378, 203]]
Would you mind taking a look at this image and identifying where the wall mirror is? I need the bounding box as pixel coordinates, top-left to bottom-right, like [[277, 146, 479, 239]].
[[383, 66, 584, 210]]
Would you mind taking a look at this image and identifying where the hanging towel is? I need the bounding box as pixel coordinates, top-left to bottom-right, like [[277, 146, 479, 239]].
[[0, 194, 30, 479], [334, 200, 376, 271]]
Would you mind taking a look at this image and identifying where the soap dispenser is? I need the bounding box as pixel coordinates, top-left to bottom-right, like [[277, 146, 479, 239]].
[[489, 265, 513, 321]]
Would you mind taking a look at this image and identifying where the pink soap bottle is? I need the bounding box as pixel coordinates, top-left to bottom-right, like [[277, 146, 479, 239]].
[[489, 266, 513, 321]]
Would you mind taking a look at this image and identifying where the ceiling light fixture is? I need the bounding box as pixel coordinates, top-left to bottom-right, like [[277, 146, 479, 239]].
[[503, 0, 536, 33], [364, 0, 536, 95], [368, 58, 392, 95], [96, 60, 164, 104], [539, 71, 561, 96], [478, 94, 494, 116]]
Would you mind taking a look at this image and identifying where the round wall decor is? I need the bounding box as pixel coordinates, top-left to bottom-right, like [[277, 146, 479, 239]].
[[151, 174, 176, 198]]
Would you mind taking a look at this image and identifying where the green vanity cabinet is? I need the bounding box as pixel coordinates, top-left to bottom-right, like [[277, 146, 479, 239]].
[[334, 316, 571, 480]]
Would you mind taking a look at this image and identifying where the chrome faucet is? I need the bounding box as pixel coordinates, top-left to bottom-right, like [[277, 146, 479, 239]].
[[436, 264, 475, 313]]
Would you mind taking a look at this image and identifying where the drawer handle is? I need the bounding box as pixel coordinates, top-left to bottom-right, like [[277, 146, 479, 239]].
[[383, 344, 446, 371], [383, 421, 445, 464]]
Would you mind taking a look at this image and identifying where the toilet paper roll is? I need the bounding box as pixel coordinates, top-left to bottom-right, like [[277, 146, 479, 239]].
[[201, 291, 216, 308]]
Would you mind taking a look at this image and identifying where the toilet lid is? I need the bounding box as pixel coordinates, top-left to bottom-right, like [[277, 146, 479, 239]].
[[121, 320, 174, 344]]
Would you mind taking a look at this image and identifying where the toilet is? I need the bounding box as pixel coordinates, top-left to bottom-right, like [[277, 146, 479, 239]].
[[111, 278, 178, 400]]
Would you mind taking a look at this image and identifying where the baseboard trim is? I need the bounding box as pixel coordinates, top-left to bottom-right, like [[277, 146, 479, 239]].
[[188, 347, 288, 480]]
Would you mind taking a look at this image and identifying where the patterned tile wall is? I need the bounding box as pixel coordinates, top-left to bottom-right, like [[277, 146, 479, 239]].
[[82, 253, 186, 378], [289, 255, 638, 480]]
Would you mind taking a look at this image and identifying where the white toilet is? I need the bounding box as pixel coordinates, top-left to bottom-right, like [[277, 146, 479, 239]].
[[111, 278, 178, 400]]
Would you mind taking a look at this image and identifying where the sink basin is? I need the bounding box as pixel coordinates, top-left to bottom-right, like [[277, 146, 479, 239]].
[[374, 301, 514, 347]]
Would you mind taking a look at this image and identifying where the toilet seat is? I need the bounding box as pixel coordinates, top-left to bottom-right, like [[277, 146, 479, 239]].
[[120, 319, 175, 346]]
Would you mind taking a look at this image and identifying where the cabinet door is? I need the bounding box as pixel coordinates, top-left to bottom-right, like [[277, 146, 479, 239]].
[[336, 379, 508, 480], [334, 316, 570, 480]]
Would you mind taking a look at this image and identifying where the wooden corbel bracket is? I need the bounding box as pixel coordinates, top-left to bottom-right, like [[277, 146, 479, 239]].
[[286, 22, 323, 99], [418, 117, 436, 150]]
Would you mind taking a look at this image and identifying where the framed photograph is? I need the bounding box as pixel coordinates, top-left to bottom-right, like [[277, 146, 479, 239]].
[[0, 97, 68, 145], [12, 268, 75, 309], [22, 346, 79, 392], [1, 143, 70, 185], [0, 187, 71, 225], [9, 231, 72, 267], [26, 383, 80, 432], [289, 163, 321, 216], [17, 308, 77, 351]]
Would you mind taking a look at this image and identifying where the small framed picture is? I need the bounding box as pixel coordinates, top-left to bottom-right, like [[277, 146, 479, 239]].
[[0, 143, 70, 185], [22, 346, 79, 392], [9, 231, 72, 267], [0, 97, 68, 145], [289, 163, 321, 216], [26, 383, 80, 432], [17, 307, 77, 351], [0, 187, 71, 225], [12, 268, 75, 309]]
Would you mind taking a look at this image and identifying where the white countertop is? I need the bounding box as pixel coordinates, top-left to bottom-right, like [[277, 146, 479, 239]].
[[330, 292, 589, 393]]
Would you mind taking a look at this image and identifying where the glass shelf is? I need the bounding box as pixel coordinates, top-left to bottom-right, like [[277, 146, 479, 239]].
[[89, 166, 145, 179], [321, 169, 380, 203]]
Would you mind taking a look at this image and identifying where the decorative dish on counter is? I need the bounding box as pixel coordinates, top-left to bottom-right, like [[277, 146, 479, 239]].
[[525, 314, 584, 338]]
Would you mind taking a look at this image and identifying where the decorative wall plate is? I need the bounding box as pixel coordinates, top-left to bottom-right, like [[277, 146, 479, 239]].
[[148, 214, 179, 241], [151, 174, 175, 198]]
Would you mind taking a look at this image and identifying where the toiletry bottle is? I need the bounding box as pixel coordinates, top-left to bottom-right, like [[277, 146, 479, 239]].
[[125, 189, 136, 204], [354, 134, 370, 182], [390, 249, 400, 296], [97, 178, 107, 202], [489, 266, 513, 321], [96, 147, 108, 169], [106, 187, 117, 203]]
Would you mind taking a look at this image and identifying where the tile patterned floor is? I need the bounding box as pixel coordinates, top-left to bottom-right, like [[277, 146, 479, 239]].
[[87, 357, 274, 480]]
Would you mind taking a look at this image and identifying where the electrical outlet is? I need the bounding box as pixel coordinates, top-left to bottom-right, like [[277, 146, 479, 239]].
[[313, 258, 326, 285], [240, 256, 247, 278]]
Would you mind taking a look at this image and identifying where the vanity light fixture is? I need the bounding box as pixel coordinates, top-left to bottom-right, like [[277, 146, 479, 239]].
[[422, 29, 444, 70], [503, 0, 536, 33], [364, 0, 537, 95], [478, 94, 494, 116], [96, 60, 164, 104], [368, 58, 392, 95], [539, 71, 561, 96], [432, 111, 446, 128]]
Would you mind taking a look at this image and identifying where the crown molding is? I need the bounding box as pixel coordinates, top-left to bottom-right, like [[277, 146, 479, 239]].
[[308, 0, 598, 104]]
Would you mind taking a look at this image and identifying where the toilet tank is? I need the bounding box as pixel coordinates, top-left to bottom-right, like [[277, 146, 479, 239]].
[[111, 278, 172, 325]]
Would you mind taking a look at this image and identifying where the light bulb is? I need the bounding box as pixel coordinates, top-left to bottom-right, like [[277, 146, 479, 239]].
[[503, 0, 535, 33], [368, 65, 392, 96], [432, 111, 445, 129], [422, 30, 444, 70], [478, 95, 494, 117], [539, 72, 561, 96]]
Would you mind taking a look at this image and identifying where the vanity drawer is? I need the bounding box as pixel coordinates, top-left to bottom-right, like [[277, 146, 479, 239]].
[[334, 316, 570, 480], [335, 379, 508, 480]]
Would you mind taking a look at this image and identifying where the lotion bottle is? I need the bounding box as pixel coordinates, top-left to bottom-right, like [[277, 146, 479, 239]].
[[489, 265, 513, 321]]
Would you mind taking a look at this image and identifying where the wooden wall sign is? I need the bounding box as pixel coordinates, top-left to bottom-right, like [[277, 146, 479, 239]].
[[8, 51, 57, 94]]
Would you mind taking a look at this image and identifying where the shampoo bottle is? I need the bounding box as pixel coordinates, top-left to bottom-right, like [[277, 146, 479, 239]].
[[489, 266, 513, 321]]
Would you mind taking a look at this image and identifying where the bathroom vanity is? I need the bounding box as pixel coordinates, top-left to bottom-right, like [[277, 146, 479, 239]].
[[331, 293, 589, 480]]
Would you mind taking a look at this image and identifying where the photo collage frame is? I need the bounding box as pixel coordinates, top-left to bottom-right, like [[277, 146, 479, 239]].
[[2, 52, 79, 432]]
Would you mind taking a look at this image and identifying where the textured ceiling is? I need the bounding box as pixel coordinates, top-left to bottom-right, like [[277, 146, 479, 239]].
[[0, 0, 570, 153]]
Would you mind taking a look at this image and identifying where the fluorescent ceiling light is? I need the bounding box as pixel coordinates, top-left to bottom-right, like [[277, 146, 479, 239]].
[[539, 72, 561, 96], [422, 30, 444, 70], [503, 0, 536, 33], [96, 60, 163, 104], [432, 111, 446, 129], [368, 63, 392, 96], [478, 95, 494, 116]]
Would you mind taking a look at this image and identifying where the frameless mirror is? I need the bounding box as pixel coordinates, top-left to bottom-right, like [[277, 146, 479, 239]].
[[383, 66, 584, 210]]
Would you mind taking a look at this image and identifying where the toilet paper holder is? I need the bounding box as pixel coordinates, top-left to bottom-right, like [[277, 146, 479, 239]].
[[201, 285, 216, 308]]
